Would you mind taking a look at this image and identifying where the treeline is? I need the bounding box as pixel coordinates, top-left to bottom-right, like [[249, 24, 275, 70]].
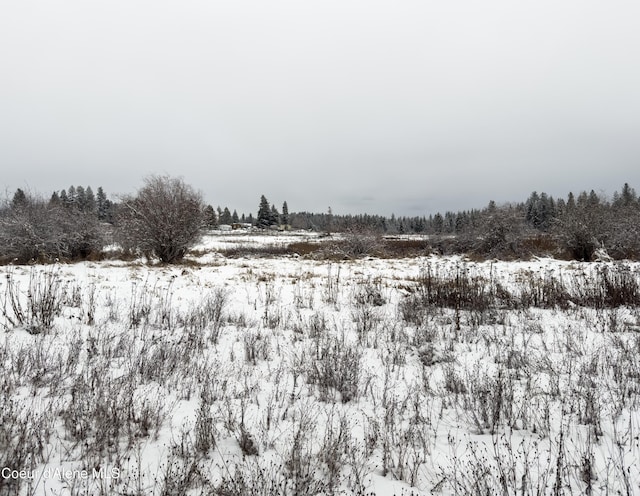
[[1, 181, 639, 263], [289, 183, 640, 261], [207, 196, 289, 229]]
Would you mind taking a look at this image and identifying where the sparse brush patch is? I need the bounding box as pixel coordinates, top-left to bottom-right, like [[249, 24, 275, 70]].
[[194, 388, 216, 455], [243, 328, 271, 365], [217, 243, 292, 258], [517, 269, 573, 309], [180, 287, 228, 344], [330, 232, 384, 259], [282, 405, 329, 496], [1, 266, 63, 333], [584, 263, 640, 308], [306, 335, 362, 403], [378, 237, 432, 258], [0, 396, 54, 495], [287, 240, 325, 257]]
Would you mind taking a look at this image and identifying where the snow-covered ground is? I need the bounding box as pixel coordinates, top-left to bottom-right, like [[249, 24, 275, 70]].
[[1, 233, 639, 495]]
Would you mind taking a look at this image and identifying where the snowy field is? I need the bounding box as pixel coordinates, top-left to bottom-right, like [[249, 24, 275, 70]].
[[1, 233, 640, 495]]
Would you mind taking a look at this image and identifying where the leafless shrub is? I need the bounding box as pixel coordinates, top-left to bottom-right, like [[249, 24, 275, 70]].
[[517, 270, 572, 309], [180, 287, 228, 344], [283, 406, 328, 495], [583, 263, 640, 308], [0, 396, 53, 495], [115, 175, 205, 263], [306, 335, 361, 403], [308, 311, 328, 339], [462, 366, 515, 435], [353, 276, 386, 307], [243, 329, 271, 365], [351, 297, 382, 345], [158, 432, 212, 496], [194, 388, 216, 455], [323, 264, 341, 306], [61, 365, 168, 465], [412, 263, 496, 313], [128, 279, 152, 328], [441, 432, 556, 496], [1, 266, 63, 333], [0, 197, 104, 264], [135, 338, 191, 386], [332, 230, 383, 259], [214, 459, 289, 496]]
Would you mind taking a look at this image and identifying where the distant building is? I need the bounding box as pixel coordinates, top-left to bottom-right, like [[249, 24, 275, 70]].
[[232, 223, 252, 230]]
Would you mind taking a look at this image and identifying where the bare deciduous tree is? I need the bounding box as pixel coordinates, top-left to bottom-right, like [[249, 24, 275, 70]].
[[116, 175, 205, 263]]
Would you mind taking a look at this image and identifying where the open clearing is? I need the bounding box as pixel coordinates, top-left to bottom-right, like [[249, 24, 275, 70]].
[[1, 233, 639, 495]]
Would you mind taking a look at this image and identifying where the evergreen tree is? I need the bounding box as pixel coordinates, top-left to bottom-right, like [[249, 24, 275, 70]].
[[96, 187, 108, 220], [220, 207, 233, 225], [11, 188, 28, 209], [76, 186, 87, 211], [203, 205, 217, 228], [281, 201, 289, 227], [67, 186, 77, 208], [525, 191, 540, 227], [84, 186, 96, 214], [270, 204, 280, 226], [232, 209, 239, 223], [525, 191, 555, 230], [432, 213, 444, 234], [257, 195, 272, 228], [615, 182, 637, 207]]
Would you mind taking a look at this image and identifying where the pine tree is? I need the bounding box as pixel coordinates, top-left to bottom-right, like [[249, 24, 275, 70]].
[[257, 195, 272, 228], [84, 186, 96, 214], [270, 205, 280, 227], [67, 186, 77, 208], [11, 189, 28, 209], [96, 187, 108, 220], [232, 209, 239, 223], [76, 186, 87, 211], [433, 213, 444, 234], [203, 205, 217, 228], [220, 207, 233, 225], [281, 201, 289, 227], [617, 182, 637, 207]]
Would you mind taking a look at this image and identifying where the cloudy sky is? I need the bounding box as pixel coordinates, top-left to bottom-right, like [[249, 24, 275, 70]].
[[2, 1, 640, 217]]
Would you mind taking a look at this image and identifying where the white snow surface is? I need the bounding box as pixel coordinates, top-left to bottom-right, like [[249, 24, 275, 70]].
[[0, 233, 639, 495]]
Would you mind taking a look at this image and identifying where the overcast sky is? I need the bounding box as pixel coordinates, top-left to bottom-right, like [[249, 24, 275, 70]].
[[2, 1, 640, 217]]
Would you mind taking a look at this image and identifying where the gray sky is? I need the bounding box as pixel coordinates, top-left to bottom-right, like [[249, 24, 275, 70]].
[[2, 1, 640, 217]]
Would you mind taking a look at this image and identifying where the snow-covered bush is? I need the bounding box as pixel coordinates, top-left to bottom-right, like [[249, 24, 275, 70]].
[[115, 175, 205, 263], [0, 196, 103, 263]]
